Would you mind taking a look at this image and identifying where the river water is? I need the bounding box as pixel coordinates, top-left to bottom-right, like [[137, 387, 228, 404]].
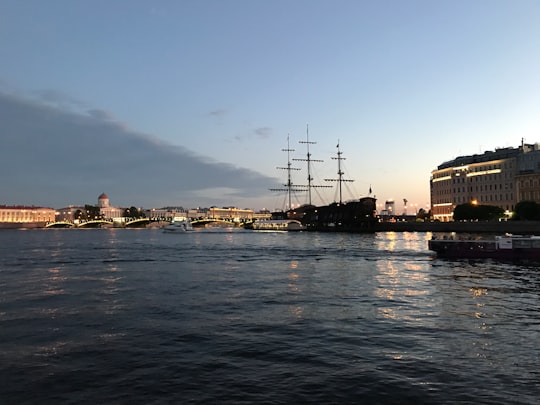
[[1, 228, 539, 404]]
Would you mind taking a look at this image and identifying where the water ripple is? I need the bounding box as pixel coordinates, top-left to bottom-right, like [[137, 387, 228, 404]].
[[1, 229, 539, 404]]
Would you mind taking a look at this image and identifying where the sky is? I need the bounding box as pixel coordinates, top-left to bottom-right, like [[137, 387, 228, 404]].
[[1, 0, 539, 212]]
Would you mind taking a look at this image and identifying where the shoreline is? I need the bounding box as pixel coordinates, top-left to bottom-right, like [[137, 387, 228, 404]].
[[374, 220, 540, 234], [2, 220, 540, 234]]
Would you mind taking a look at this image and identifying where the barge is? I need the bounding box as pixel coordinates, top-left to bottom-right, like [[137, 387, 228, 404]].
[[428, 234, 540, 260]]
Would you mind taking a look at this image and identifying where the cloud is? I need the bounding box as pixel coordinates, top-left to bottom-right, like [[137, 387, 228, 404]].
[[233, 126, 273, 142], [208, 109, 227, 118], [32, 89, 87, 111], [86, 109, 115, 121], [0, 92, 281, 208], [254, 127, 272, 139]]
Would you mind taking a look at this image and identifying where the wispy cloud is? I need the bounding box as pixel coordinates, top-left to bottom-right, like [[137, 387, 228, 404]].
[[254, 127, 272, 139], [233, 126, 273, 142], [0, 92, 280, 208], [208, 109, 227, 118], [32, 89, 88, 111]]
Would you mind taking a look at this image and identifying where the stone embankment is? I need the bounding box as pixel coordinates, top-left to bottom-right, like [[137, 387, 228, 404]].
[[374, 221, 540, 234]]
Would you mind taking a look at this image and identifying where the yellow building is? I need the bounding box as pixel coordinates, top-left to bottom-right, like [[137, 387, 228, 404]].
[[431, 143, 540, 221], [207, 206, 254, 221], [0, 205, 56, 228]]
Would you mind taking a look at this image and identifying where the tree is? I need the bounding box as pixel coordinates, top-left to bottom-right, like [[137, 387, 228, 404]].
[[73, 209, 86, 221], [514, 201, 540, 220], [85, 205, 102, 220], [416, 208, 431, 221], [123, 206, 145, 218], [454, 203, 504, 221]]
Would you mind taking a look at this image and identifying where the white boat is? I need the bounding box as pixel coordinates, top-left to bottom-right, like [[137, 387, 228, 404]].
[[251, 219, 304, 231], [162, 219, 194, 233]]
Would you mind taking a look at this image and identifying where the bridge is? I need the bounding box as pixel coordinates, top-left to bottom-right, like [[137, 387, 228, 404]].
[[46, 220, 114, 228], [191, 218, 241, 227], [77, 220, 114, 228], [124, 218, 151, 227], [45, 217, 246, 229], [45, 221, 75, 228]]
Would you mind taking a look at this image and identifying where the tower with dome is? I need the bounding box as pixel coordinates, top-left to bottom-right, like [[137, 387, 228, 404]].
[[98, 193, 110, 208], [98, 193, 122, 219]]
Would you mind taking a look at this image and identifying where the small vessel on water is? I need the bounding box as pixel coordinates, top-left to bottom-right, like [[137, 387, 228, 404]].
[[162, 218, 194, 233], [251, 219, 304, 231], [428, 233, 540, 260]]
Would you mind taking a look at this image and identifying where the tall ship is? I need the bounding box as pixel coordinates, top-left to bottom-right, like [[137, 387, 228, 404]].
[[299, 141, 377, 232], [271, 130, 378, 232]]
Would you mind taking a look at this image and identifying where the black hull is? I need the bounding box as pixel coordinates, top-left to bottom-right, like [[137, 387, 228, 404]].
[[428, 239, 540, 261], [300, 197, 378, 233]]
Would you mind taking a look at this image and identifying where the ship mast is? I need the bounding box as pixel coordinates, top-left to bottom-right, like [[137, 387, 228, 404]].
[[325, 141, 354, 204], [270, 135, 304, 211], [293, 124, 331, 206]]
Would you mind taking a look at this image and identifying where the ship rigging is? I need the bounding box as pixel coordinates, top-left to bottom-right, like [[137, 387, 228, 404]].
[[269, 135, 305, 211], [325, 141, 354, 204], [293, 124, 331, 206]]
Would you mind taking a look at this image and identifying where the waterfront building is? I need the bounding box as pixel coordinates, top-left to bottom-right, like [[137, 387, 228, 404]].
[[55, 205, 85, 222], [207, 206, 254, 221], [186, 208, 206, 219], [98, 193, 123, 219], [253, 209, 272, 221], [430, 142, 540, 221], [145, 207, 189, 221], [516, 144, 540, 203], [0, 205, 56, 228]]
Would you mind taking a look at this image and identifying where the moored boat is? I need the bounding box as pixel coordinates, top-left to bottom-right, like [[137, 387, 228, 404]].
[[251, 219, 303, 231], [428, 233, 540, 260], [298, 142, 378, 232], [162, 218, 194, 233], [270, 135, 378, 233], [300, 197, 378, 232]]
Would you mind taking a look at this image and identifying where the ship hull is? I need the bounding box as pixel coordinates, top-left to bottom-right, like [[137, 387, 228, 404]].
[[428, 238, 540, 260], [300, 197, 378, 233]]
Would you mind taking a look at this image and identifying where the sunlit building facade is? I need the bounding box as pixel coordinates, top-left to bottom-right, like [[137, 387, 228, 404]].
[[430, 143, 540, 221], [55, 205, 85, 222], [207, 206, 254, 221], [97, 193, 123, 219], [0, 205, 56, 227]]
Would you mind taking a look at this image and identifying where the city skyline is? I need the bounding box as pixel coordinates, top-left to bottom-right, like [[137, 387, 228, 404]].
[[1, 1, 539, 212]]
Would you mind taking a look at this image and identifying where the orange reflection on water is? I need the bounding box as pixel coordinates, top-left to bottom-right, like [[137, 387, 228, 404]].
[[375, 253, 432, 322], [470, 287, 488, 298], [288, 305, 304, 319], [45, 267, 65, 295]]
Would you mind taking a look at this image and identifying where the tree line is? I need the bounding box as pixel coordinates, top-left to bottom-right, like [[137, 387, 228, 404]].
[[452, 201, 540, 221]]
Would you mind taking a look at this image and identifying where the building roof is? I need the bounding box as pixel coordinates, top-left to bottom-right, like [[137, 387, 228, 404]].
[[0, 205, 53, 210], [98, 193, 109, 200], [437, 147, 520, 170]]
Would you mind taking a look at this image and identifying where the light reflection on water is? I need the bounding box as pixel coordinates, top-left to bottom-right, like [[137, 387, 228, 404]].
[[0, 229, 539, 404]]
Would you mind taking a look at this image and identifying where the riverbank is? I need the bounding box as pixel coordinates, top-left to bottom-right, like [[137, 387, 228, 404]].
[[2, 220, 540, 234], [374, 220, 540, 234]]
